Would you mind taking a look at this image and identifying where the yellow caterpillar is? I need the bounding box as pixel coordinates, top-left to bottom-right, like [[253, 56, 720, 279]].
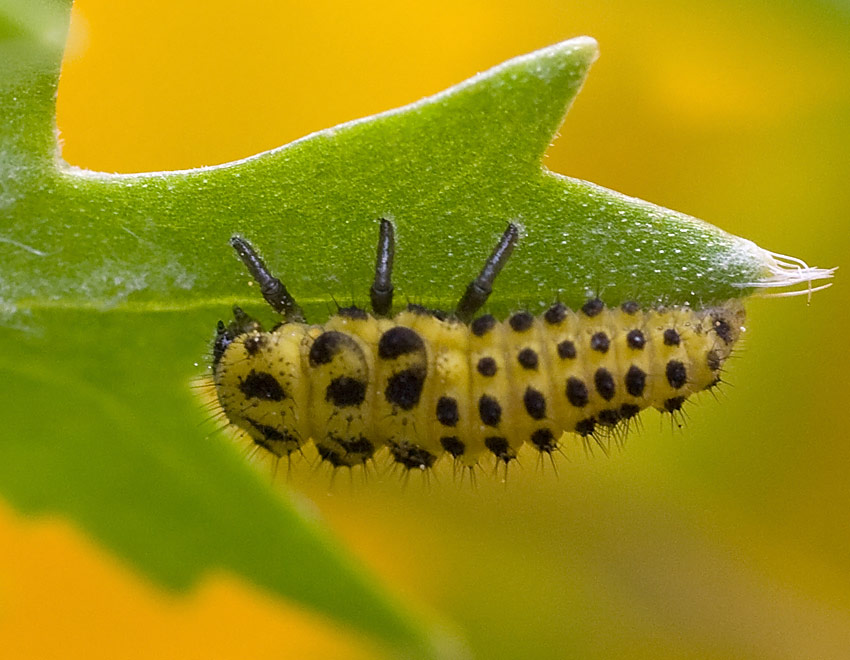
[[213, 221, 743, 470]]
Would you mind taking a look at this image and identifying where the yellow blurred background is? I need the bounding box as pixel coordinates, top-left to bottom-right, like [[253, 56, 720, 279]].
[[3, 0, 848, 657]]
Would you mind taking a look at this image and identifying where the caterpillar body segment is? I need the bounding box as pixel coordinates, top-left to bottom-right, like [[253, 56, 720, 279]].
[[213, 220, 745, 472], [215, 322, 311, 457]]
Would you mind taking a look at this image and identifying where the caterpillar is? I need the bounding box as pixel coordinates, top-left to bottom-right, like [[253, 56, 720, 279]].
[[212, 220, 744, 471]]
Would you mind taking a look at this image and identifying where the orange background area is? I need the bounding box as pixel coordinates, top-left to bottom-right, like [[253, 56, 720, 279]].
[[0, 502, 379, 659], [3, 0, 849, 658]]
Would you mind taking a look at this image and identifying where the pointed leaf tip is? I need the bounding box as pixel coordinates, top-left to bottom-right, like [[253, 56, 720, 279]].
[[395, 36, 600, 169], [514, 35, 600, 72]]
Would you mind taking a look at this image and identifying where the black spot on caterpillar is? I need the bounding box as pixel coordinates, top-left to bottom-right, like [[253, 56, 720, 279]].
[[238, 370, 287, 402], [212, 219, 745, 471]]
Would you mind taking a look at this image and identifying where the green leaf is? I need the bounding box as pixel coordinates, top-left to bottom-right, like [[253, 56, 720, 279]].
[[2, 23, 831, 317], [0, 0, 833, 656]]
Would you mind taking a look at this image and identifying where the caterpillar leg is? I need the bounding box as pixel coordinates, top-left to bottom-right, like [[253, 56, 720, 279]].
[[455, 223, 519, 322], [370, 218, 395, 317], [230, 235, 305, 322]]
